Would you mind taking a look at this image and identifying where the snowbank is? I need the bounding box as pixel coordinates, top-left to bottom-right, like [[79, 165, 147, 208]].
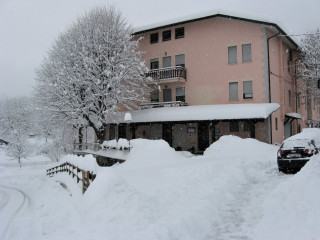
[[251, 154, 320, 240], [60, 154, 98, 172], [80, 136, 279, 240], [286, 128, 320, 147]]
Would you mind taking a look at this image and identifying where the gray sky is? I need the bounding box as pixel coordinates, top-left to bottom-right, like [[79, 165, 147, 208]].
[[0, 0, 319, 100]]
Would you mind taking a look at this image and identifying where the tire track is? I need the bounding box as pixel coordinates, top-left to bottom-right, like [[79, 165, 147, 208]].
[[0, 185, 31, 240]]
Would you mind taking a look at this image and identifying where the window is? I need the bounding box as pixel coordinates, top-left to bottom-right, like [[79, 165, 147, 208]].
[[229, 82, 238, 100], [162, 56, 171, 68], [175, 27, 184, 39], [118, 125, 127, 139], [244, 121, 253, 132], [150, 90, 159, 102], [228, 46, 237, 64], [275, 118, 278, 130], [109, 125, 115, 140], [150, 58, 159, 69], [175, 54, 185, 68], [242, 43, 251, 62], [163, 88, 172, 102], [162, 30, 171, 41], [187, 127, 196, 133], [176, 87, 185, 102], [229, 121, 239, 132], [288, 90, 292, 107], [150, 33, 158, 44], [243, 80, 253, 99]]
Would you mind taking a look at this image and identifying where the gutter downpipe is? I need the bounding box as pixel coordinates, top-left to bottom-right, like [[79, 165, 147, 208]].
[[267, 32, 280, 144]]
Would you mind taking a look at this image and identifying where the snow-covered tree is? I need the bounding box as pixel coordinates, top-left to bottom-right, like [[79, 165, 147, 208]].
[[297, 29, 320, 105], [0, 97, 32, 166], [32, 106, 75, 161], [35, 6, 155, 143]]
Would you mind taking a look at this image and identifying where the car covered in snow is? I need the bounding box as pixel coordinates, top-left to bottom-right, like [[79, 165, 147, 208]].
[[277, 138, 318, 173]]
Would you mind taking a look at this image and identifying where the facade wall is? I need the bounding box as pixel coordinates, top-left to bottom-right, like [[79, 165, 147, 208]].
[[137, 17, 269, 106]]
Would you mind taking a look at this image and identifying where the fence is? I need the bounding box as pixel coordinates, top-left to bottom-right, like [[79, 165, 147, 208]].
[[46, 162, 96, 194]]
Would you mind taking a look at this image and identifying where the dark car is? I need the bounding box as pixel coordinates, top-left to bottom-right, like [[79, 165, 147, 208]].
[[277, 139, 318, 173]]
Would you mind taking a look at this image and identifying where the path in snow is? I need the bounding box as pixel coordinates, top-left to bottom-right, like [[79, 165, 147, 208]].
[[208, 168, 290, 240], [0, 185, 31, 240]]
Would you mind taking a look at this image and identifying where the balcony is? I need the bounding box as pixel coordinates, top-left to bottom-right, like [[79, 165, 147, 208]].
[[146, 66, 187, 83], [140, 101, 188, 110]]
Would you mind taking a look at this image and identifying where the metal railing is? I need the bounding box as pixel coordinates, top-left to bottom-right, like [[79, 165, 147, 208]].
[[140, 101, 188, 110], [146, 66, 186, 81]]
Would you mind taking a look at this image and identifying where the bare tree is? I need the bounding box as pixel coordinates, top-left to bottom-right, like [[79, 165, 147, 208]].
[[35, 6, 154, 143], [297, 29, 320, 107], [0, 97, 32, 166]]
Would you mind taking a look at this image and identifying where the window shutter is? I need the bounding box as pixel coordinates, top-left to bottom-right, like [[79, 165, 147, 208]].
[[175, 54, 185, 67], [229, 82, 238, 100], [163, 56, 171, 68], [242, 44, 251, 62], [228, 46, 237, 64]]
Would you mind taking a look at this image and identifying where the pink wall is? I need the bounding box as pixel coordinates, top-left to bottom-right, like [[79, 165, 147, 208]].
[[135, 16, 318, 143], [137, 17, 269, 106]]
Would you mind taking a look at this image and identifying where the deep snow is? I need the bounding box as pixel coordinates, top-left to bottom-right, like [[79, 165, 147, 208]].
[[0, 134, 320, 240]]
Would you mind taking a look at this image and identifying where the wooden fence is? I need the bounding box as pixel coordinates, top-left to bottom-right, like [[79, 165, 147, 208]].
[[46, 162, 96, 194]]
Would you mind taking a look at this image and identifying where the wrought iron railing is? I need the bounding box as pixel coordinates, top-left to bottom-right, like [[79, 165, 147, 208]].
[[146, 66, 186, 81], [140, 101, 188, 110]]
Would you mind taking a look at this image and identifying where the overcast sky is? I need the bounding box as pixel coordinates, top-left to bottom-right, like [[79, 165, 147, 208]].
[[0, 0, 319, 100]]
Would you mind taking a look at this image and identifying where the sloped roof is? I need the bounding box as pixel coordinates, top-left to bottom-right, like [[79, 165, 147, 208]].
[[133, 12, 298, 49], [107, 103, 280, 124]]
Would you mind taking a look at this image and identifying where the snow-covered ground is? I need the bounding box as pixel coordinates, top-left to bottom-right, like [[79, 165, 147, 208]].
[[0, 134, 320, 240]]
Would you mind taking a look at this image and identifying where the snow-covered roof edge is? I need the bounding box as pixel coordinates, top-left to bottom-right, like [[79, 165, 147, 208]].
[[133, 10, 298, 49], [106, 103, 280, 124]]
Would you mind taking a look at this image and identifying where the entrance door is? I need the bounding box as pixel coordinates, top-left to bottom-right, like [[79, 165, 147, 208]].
[[162, 123, 173, 146], [284, 121, 292, 139], [118, 124, 127, 139], [198, 122, 209, 151]]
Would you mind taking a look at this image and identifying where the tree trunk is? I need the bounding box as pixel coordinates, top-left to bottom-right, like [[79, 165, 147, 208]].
[[78, 127, 83, 150]]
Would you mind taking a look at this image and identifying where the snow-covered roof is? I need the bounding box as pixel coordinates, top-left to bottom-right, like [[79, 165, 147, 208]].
[[133, 11, 298, 48], [108, 103, 280, 124], [285, 112, 303, 120]]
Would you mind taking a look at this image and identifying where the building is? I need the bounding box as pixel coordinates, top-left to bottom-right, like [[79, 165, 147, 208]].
[[101, 13, 319, 153]]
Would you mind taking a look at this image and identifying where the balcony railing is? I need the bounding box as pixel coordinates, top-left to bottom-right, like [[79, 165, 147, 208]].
[[140, 101, 188, 110], [146, 66, 186, 81]]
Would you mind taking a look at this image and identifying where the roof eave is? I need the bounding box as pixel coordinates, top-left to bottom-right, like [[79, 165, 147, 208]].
[[133, 13, 298, 49]]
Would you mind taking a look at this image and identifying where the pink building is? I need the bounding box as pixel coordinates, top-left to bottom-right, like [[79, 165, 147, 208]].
[[104, 13, 319, 153]]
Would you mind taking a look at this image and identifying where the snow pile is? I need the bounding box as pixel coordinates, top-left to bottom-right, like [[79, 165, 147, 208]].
[[117, 138, 130, 149], [251, 154, 320, 240], [101, 139, 117, 149], [60, 154, 98, 172], [286, 128, 320, 147], [101, 138, 130, 150], [80, 136, 278, 240]]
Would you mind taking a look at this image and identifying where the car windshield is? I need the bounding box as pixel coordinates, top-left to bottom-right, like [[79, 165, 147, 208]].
[[281, 139, 312, 150]]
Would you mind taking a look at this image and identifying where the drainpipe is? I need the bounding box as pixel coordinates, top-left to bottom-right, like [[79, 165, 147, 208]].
[[267, 32, 280, 144], [294, 57, 300, 133]]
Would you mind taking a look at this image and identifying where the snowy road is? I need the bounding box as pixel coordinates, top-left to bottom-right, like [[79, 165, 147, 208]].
[[208, 168, 290, 240], [0, 184, 30, 240]]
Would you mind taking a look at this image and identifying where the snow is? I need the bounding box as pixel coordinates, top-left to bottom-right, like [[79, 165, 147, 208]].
[[285, 112, 303, 119], [1, 130, 320, 239], [133, 10, 298, 45], [286, 128, 320, 147], [250, 154, 320, 240], [107, 103, 280, 124]]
